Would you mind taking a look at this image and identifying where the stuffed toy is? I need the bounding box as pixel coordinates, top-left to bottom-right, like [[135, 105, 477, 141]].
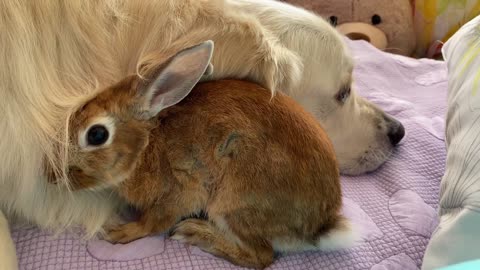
[[414, 0, 480, 59], [283, 0, 417, 57]]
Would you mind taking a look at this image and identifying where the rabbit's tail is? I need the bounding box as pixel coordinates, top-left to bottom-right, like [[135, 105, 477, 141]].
[[316, 216, 361, 251]]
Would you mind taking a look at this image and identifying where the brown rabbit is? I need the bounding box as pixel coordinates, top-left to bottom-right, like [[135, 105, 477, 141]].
[[62, 41, 358, 269]]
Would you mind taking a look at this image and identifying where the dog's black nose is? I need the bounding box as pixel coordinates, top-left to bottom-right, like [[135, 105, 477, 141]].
[[383, 114, 405, 146], [388, 122, 405, 146]]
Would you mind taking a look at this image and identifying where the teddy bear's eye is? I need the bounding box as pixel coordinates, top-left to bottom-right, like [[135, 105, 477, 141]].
[[329, 16, 338, 27], [371, 14, 382, 25]]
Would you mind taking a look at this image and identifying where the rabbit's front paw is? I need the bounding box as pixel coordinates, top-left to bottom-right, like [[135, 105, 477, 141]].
[[104, 222, 149, 244]]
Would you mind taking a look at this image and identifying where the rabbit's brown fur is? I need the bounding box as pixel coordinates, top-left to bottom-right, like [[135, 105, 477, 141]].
[[63, 43, 353, 269]]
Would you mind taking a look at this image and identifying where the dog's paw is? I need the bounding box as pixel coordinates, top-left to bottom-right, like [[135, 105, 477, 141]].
[[273, 46, 303, 91], [257, 43, 303, 94], [103, 222, 148, 244]]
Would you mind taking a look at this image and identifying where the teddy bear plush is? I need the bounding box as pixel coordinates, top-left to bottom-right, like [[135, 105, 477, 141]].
[[283, 0, 416, 57]]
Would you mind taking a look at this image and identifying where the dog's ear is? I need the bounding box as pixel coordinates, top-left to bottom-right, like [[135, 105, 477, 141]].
[[138, 40, 214, 118]]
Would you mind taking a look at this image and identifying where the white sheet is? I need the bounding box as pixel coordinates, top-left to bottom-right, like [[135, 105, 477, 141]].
[[422, 15, 480, 270]]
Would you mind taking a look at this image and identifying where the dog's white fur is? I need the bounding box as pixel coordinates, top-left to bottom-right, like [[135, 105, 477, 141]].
[[0, 0, 401, 268], [230, 0, 402, 174], [0, 211, 17, 270]]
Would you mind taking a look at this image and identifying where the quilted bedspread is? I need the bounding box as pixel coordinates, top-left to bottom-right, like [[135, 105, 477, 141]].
[[11, 39, 448, 270]]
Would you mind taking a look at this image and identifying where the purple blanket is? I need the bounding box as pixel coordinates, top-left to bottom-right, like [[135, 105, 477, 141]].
[[12, 40, 447, 270]]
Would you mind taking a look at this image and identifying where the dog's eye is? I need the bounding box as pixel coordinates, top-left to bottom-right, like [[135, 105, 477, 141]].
[[86, 125, 109, 146], [336, 86, 351, 104]]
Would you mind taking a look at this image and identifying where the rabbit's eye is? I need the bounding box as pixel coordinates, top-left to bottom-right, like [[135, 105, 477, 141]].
[[86, 125, 109, 146]]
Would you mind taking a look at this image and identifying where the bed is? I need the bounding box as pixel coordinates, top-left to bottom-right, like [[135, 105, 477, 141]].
[[11, 39, 448, 270]]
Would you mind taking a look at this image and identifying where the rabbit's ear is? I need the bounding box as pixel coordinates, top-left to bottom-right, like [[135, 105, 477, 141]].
[[203, 63, 214, 77], [139, 40, 214, 118]]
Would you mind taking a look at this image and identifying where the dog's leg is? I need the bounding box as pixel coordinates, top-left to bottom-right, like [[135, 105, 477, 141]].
[[171, 218, 274, 269], [208, 12, 303, 94], [0, 210, 18, 270], [146, 10, 302, 95]]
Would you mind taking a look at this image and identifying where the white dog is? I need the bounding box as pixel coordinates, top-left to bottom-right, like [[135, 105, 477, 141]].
[[229, 0, 405, 174], [0, 0, 403, 269]]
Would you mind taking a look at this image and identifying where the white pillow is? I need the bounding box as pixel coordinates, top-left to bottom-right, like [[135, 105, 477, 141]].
[[422, 15, 480, 270]]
